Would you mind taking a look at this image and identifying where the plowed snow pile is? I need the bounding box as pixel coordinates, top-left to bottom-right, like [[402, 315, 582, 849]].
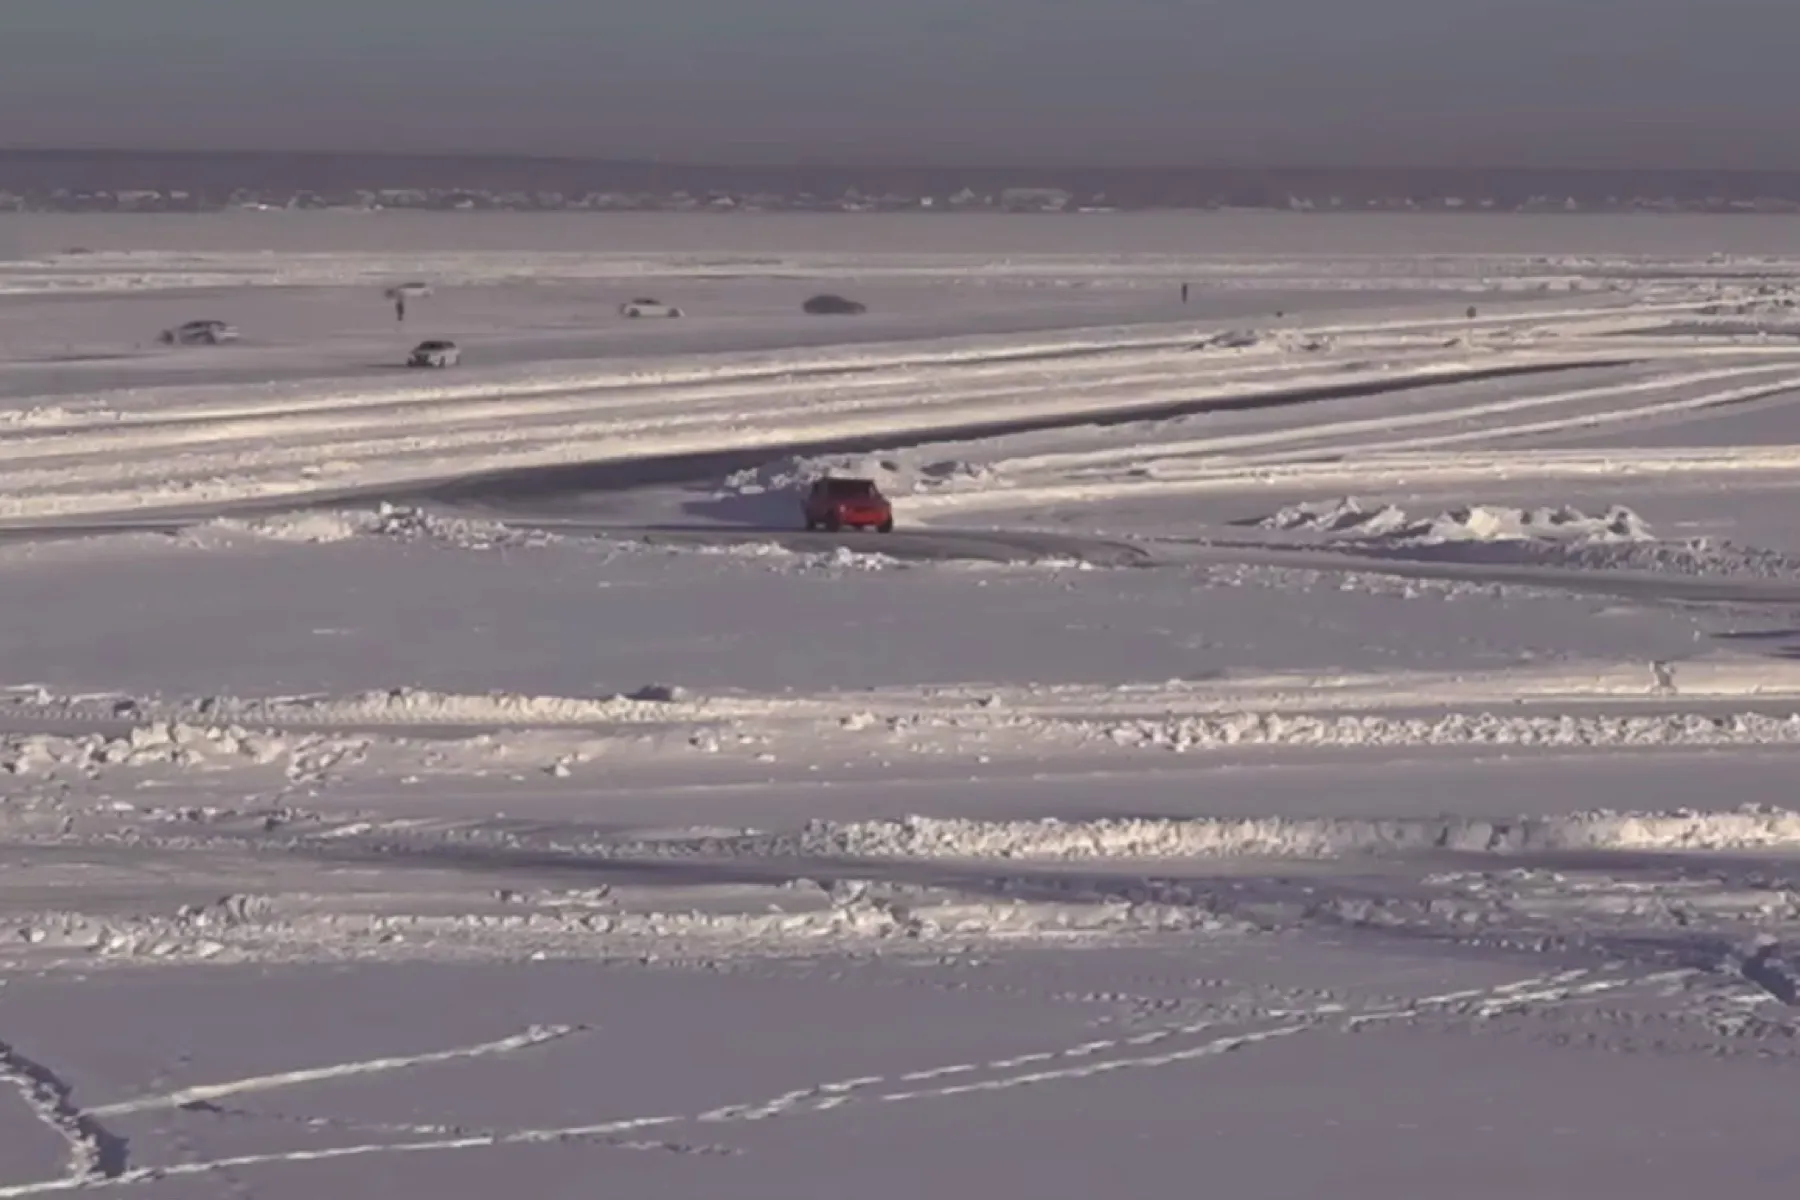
[[1255, 498, 1800, 577]]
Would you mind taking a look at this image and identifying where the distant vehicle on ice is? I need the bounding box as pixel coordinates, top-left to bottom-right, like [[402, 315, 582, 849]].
[[157, 319, 239, 346], [407, 339, 460, 368], [803, 293, 867, 315], [802, 477, 894, 532], [619, 297, 682, 318]]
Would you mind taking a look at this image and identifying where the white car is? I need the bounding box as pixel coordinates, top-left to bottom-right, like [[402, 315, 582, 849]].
[[157, 319, 239, 346], [619, 297, 682, 318], [407, 339, 460, 368]]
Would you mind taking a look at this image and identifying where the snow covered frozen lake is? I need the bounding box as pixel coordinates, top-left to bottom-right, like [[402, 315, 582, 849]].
[[4, 210, 1800, 1197]]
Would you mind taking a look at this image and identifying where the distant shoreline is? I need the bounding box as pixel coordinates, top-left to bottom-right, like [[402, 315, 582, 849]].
[[8, 150, 1800, 215], [10, 208, 1800, 260]]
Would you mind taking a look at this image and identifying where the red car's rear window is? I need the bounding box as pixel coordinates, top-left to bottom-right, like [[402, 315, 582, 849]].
[[821, 479, 879, 497]]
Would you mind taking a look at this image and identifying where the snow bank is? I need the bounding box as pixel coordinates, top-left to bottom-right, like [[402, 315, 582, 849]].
[[690, 807, 1800, 862], [719, 452, 999, 503], [1190, 328, 1334, 353], [208, 511, 377, 544], [0, 404, 94, 428], [0, 723, 366, 780], [1253, 497, 1800, 578], [205, 505, 544, 550], [1698, 282, 1800, 317], [1193, 329, 1266, 350], [8, 879, 1233, 970], [20, 667, 1800, 754], [666, 539, 904, 572], [1085, 710, 1800, 753], [819, 545, 901, 571], [174, 684, 723, 727], [1259, 498, 1653, 544]]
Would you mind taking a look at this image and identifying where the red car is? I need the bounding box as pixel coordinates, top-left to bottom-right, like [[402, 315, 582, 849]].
[[802, 477, 894, 532]]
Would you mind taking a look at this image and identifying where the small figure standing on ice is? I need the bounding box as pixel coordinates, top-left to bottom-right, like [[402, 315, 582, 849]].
[[384, 281, 431, 324], [1181, 282, 1190, 304]]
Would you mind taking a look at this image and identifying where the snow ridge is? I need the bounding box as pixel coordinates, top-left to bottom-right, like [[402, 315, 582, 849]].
[[643, 807, 1800, 862]]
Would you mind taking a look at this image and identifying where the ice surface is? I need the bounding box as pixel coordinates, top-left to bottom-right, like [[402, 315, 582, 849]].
[[5, 212, 1800, 1196]]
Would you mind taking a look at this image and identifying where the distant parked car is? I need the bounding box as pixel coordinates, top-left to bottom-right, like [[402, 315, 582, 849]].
[[803, 293, 867, 315], [157, 319, 239, 346], [620, 297, 682, 318], [803, 477, 894, 532], [407, 339, 460, 368]]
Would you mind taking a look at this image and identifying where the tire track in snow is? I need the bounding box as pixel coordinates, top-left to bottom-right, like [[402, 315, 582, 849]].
[[0, 337, 1263, 463], [0, 966, 1687, 1196], [0, 1036, 129, 1184], [1227, 371, 1800, 463], [0, 288, 1685, 435], [904, 363, 1800, 520], [0, 354, 1615, 520], [0, 296, 1721, 520], [87, 1023, 586, 1118], [382, 358, 1614, 509], [149, 1101, 737, 1159], [0, 348, 1396, 483], [0, 324, 1258, 438], [905, 433, 1800, 520], [0, 1025, 1314, 1196], [993, 359, 1800, 476]]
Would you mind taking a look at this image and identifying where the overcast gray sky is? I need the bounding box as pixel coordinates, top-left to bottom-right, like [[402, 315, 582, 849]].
[[4, 0, 1795, 166]]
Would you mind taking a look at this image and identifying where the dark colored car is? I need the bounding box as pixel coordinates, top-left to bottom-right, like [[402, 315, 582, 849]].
[[802, 477, 894, 532], [407, 339, 460, 367], [157, 319, 239, 346], [620, 297, 683, 318], [802, 293, 867, 315]]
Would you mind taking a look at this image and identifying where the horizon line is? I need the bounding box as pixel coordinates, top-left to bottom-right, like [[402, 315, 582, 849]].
[[5, 147, 1800, 178]]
